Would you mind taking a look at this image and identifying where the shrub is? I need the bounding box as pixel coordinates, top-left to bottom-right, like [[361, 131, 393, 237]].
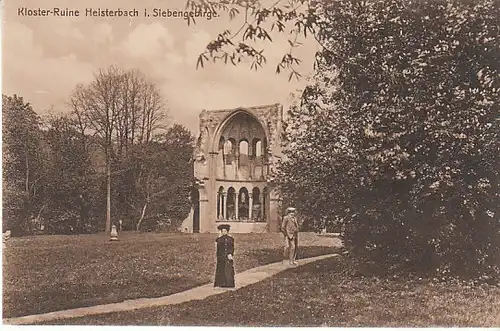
[[277, 0, 500, 279]]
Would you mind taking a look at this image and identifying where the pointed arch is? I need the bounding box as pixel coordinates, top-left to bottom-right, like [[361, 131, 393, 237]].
[[252, 138, 262, 157], [239, 139, 249, 155], [210, 109, 269, 154]]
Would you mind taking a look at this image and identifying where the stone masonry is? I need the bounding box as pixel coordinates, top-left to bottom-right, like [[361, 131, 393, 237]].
[[188, 103, 284, 233]]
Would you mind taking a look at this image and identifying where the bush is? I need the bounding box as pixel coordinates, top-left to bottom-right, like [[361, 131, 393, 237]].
[[278, 0, 500, 279]]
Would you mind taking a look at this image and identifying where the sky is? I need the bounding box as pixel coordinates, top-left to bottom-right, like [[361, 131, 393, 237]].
[[2, 0, 320, 135]]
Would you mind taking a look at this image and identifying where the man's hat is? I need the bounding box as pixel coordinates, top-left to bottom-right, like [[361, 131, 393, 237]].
[[217, 224, 231, 231], [286, 207, 296, 212]]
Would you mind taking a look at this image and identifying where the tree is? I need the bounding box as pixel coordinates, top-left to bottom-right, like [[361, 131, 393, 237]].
[[154, 124, 195, 228], [118, 124, 195, 231], [185, 0, 324, 79], [113, 69, 167, 158], [284, 0, 499, 278], [70, 66, 167, 232], [2, 95, 45, 235], [70, 66, 121, 233], [41, 114, 98, 233], [190, 0, 500, 279]]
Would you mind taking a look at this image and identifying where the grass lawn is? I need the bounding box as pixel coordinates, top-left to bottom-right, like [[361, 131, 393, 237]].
[[2, 231, 341, 318], [51, 255, 500, 327]]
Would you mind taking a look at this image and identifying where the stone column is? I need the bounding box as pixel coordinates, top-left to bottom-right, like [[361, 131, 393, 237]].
[[249, 195, 253, 221], [207, 151, 219, 233], [235, 190, 239, 220], [222, 192, 227, 219], [235, 149, 239, 180], [268, 187, 281, 232], [249, 142, 254, 179], [258, 191, 263, 221], [249, 158, 253, 179], [218, 192, 223, 219], [261, 143, 266, 179], [223, 152, 226, 178], [198, 188, 211, 233]]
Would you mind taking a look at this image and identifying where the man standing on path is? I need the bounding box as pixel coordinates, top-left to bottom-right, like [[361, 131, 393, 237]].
[[281, 207, 300, 265]]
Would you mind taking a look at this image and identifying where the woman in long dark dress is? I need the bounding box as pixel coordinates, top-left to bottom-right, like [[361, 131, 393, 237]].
[[214, 224, 235, 288]]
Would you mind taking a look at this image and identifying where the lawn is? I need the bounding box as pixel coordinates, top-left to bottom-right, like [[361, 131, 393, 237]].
[[52, 255, 500, 327], [2, 231, 341, 318]]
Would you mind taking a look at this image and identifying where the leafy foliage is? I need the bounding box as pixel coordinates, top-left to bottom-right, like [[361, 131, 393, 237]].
[[186, 0, 314, 79], [41, 115, 101, 234], [2, 95, 45, 235], [276, 0, 500, 279], [2, 97, 105, 235], [115, 124, 195, 231]]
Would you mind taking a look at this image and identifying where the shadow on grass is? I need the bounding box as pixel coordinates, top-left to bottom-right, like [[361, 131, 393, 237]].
[[49, 255, 500, 327], [3, 274, 207, 319], [240, 246, 342, 267]]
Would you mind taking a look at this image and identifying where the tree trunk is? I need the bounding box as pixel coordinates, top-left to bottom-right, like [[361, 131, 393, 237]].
[[25, 151, 30, 194], [106, 150, 111, 233], [36, 204, 45, 221], [136, 200, 148, 231]]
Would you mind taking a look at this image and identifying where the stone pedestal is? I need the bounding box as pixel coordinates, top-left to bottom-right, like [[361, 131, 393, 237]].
[[110, 225, 118, 241]]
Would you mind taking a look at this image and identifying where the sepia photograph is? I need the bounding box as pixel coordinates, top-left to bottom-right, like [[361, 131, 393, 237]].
[[1, 0, 499, 328]]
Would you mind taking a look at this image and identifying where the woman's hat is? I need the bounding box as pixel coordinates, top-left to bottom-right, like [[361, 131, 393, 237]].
[[217, 224, 231, 231]]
